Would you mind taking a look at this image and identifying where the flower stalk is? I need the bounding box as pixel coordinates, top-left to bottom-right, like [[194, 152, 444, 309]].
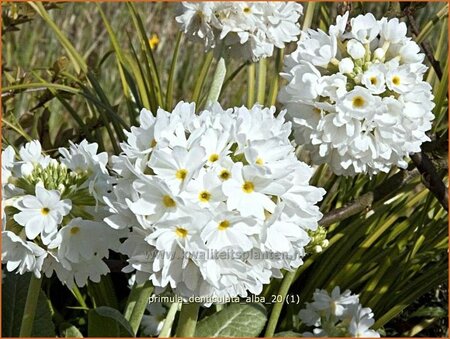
[[158, 302, 180, 338], [257, 57, 267, 104], [124, 280, 154, 335], [19, 275, 42, 337], [175, 302, 200, 337], [264, 270, 296, 337]]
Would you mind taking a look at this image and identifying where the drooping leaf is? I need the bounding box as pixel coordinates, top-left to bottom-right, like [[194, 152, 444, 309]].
[[88, 306, 134, 337]]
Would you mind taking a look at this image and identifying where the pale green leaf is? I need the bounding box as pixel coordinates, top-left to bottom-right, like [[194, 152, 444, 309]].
[[195, 303, 267, 337]]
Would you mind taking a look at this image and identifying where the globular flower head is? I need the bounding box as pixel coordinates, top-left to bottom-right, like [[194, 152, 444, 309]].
[[2, 140, 121, 288], [279, 12, 434, 176], [108, 101, 325, 302], [176, 2, 303, 61]]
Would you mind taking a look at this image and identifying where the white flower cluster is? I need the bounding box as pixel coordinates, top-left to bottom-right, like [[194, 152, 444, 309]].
[[299, 287, 380, 337], [107, 102, 325, 301], [279, 12, 434, 176], [1, 140, 121, 287], [176, 2, 303, 61]]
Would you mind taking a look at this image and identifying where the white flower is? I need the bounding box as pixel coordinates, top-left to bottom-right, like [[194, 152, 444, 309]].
[[13, 185, 72, 243], [140, 302, 167, 336], [297, 29, 337, 67], [222, 163, 281, 219], [2, 231, 47, 278], [280, 12, 435, 176], [347, 305, 380, 338], [175, 2, 303, 61], [18, 140, 51, 176], [338, 57, 354, 74], [298, 286, 380, 337], [175, 2, 217, 49], [149, 146, 206, 192], [108, 102, 325, 301], [346, 39, 365, 59], [2, 145, 16, 185], [311, 286, 359, 317], [50, 218, 120, 264], [361, 64, 386, 94], [380, 17, 407, 44], [201, 205, 257, 251], [350, 13, 380, 43]]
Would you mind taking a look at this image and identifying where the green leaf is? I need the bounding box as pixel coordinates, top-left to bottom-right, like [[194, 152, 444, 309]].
[[88, 306, 134, 337], [195, 303, 267, 337], [2, 271, 55, 337], [274, 331, 303, 337], [60, 323, 84, 337], [410, 306, 447, 318]]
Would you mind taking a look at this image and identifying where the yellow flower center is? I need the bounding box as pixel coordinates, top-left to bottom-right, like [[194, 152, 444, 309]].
[[209, 153, 219, 162], [70, 226, 80, 235], [198, 190, 211, 202], [352, 96, 365, 108], [150, 139, 157, 148], [218, 220, 230, 230], [175, 169, 188, 181], [370, 76, 377, 85], [175, 227, 188, 238], [242, 181, 255, 193], [219, 169, 231, 181], [41, 207, 50, 216], [162, 195, 176, 208], [243, 6, 251, 13], [392, 75, 401, 85], [255, 157, 264, 166], [313, 108, 321, 114]]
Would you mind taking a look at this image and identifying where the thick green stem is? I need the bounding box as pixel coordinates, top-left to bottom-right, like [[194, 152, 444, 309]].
[[247, 63, 256, 108], [124, 280, 154, 335], [158, 302, 180, 338], [175, 303, 200, 337], [264, 271, 296, 337], [257, 57, 267, 104], [19, 275, 42, 337]]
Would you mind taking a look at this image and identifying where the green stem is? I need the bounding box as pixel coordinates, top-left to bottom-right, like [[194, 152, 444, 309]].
[[302, 2, 317, 31], [19, 275, 42, 337], [70, 285, 89, 310], [124, 280, 154, 335], [257, 57, 267, 104], [158, 302, 180, 338], [247, 63, 256, 108], [166, 32, 183, 110], [175, 303, 200, 337], [267, 48, 284, 106], [264, 271, 296, 337], [192, 51, 214, 106]]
